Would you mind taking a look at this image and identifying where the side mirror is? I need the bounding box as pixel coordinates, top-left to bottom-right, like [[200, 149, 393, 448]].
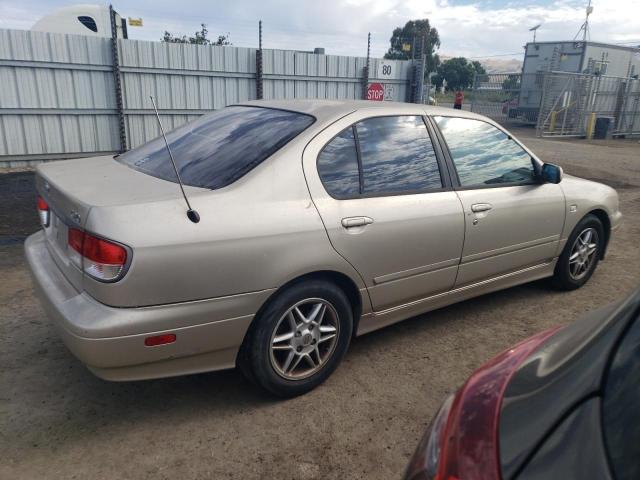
[[541, 163, 563, 184]]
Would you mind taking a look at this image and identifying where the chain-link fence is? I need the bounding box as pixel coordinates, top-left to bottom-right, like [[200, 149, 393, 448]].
[[537, 72, 640, 138], [470, 70, 640, 138], [470, 73, 540, 124]]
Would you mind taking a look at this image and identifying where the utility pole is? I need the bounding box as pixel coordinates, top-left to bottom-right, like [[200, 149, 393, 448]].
[[574, 0, 593, 42], [529, 24, 541, 44]]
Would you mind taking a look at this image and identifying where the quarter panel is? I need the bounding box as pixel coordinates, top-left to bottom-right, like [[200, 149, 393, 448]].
[[499, 296, 638, 479], [514, 398, 612, 480], [82, 138, 367, 308], [559, 175, 621, 241]]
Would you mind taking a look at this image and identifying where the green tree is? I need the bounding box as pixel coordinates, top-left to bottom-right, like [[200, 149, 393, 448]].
[[384, 19, 441, 74], [471, 60, 486, 75], [161, 24, 231, 46], [433, 57, 481, 91]]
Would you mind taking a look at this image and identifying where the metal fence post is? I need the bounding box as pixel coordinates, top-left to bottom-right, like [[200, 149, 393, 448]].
[[256, 20, 264, 100], [411, 36, 425, 103], [362, 33, 370, 100], [470, 73, 478, 113], [109, 4, 127, 152]]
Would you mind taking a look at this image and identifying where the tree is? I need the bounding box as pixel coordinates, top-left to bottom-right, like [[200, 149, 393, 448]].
[[471, 60, 486, 76], [384, 19, 441, 74], [433, 57, 482, 91], [161, 24, 231, 46]]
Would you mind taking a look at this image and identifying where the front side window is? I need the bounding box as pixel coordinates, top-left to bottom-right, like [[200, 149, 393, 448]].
[[118, 106, 315, 190], [77, 16, 98, 33], [357, 116, 442, 195], [435, 116, 535, 187], [317, 127, 360, 198]]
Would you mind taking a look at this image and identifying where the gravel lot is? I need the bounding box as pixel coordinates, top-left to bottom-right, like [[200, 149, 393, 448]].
[[1, 129, 639, 479]]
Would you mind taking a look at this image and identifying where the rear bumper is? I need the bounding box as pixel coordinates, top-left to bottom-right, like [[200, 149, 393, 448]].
[[24, 231, 274, 381]]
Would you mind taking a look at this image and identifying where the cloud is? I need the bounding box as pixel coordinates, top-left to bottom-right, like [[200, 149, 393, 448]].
[[0, 0, 638, 61]]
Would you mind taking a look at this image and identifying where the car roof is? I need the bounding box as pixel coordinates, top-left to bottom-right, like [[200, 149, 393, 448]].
[[236, 99, 488, 123]]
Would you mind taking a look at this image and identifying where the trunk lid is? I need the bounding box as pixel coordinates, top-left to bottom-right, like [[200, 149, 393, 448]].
[[35, 155, 202, 292]]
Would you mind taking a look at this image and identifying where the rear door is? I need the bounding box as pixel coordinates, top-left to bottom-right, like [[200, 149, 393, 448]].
[[432, 116, 565, 286], [303, 110, 464, 312]]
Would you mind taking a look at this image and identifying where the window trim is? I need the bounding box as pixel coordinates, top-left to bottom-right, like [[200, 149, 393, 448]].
[[315, 114, 450, 200], [352, 124, 365, 194], [430, 115, 544, 191]]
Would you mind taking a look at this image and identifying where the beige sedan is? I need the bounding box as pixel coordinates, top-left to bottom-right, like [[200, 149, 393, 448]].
[[25, 100, 622, 396]]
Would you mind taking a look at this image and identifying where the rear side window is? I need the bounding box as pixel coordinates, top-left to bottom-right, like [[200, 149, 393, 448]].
[[317, 115, 442, 198], [434, 116, 535, 187], [77, 16, 98, 32], [317, 127, 360, 198], [357, 116, 442, 195], [117, 106, 315, 190], [603, 315, 640, 480]]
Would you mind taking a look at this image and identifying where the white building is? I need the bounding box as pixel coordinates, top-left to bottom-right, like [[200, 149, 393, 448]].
[[518, 41, 640, 116]]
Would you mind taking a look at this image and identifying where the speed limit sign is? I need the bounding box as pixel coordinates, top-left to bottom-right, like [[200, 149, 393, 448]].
[[377, 61, 394, 79]]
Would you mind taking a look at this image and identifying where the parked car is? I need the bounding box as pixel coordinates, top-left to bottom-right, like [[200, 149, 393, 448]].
[[404, 287, 640, 480], [25, 100, 622, 397], [502, 97, 520, 118]]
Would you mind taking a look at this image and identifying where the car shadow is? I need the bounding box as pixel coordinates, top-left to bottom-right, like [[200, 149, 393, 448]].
[[4, 278, 556, 451]]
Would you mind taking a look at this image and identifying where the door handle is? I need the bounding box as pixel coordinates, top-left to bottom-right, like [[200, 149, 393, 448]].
[[341, 216, 374, 228], [471, 203, 493, 213]]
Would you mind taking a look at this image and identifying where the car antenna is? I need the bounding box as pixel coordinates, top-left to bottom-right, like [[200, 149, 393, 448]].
[[149, 95, 200, 224]]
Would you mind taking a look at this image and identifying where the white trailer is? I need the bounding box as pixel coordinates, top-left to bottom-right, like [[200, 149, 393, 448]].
[[31, 4, 127, 38]]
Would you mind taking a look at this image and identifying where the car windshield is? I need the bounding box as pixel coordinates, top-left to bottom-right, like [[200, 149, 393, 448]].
[[117, 106, 315, 190]]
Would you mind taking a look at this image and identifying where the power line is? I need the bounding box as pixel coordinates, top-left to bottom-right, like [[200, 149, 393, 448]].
[[467, 52, 522, 59]]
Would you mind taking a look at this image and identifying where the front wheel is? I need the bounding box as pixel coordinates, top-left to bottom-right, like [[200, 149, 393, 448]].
[[551, 214, 604, 290], [238, 280, 353, 397]]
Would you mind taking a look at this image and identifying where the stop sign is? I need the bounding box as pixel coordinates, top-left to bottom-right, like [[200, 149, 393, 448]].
[[367, 83, 384, 101]]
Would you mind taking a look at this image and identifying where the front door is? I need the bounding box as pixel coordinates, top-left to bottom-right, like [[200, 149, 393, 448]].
[[303, 112, 465, 312], [433, 116, 565, 286]]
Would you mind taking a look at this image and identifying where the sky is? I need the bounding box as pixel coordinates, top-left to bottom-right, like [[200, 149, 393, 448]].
[[1, 0, 639, 61]]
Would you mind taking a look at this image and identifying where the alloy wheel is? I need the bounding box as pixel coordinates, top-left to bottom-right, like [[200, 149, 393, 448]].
[[568, 227, 599, 280], [269, 298, 340, 380]]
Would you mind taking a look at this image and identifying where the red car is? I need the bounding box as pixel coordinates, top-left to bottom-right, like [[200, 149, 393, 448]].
[[404, 288, 640, 480]]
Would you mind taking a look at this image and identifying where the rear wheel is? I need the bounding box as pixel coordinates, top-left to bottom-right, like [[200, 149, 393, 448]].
[[239, 280, 353, 397], [551, 214, 604, 290]]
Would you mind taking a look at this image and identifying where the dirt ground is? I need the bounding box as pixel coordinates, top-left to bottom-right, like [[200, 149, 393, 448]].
[[1, 129, 639, 480]]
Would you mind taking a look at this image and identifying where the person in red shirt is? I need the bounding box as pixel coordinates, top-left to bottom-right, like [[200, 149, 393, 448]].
[[454, 90, 464, 110]]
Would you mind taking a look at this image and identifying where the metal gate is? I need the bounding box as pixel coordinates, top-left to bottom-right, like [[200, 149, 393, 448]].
[[470, 73, 545, 124], [536, 72, 640, 138]]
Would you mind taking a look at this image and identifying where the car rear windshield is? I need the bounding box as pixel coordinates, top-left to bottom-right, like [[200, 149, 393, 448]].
[[117, 106, 315, 190], [602, 313, 640, 480]]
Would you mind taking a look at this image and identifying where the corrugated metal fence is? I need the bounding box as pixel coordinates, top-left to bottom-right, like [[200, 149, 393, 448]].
[[0, 28, 415, 166]]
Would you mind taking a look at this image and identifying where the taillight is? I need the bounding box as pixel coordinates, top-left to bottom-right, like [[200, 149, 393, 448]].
[[37, 195, 49, 227], [67, 228, 128, 281], [404, 327, 561, 480], [404, 394, 454, 480]]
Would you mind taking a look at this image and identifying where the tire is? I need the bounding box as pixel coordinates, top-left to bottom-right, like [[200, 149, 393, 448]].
[[238, 279, 353, 397], [551, 214, 604, 290]]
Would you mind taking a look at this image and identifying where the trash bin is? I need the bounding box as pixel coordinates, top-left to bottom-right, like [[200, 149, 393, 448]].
[[594, 117, 613, 139]]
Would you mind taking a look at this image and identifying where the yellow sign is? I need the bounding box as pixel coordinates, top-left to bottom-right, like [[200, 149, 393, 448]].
[[128, 17, 143, 27], [401, 43, 411, 52]]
